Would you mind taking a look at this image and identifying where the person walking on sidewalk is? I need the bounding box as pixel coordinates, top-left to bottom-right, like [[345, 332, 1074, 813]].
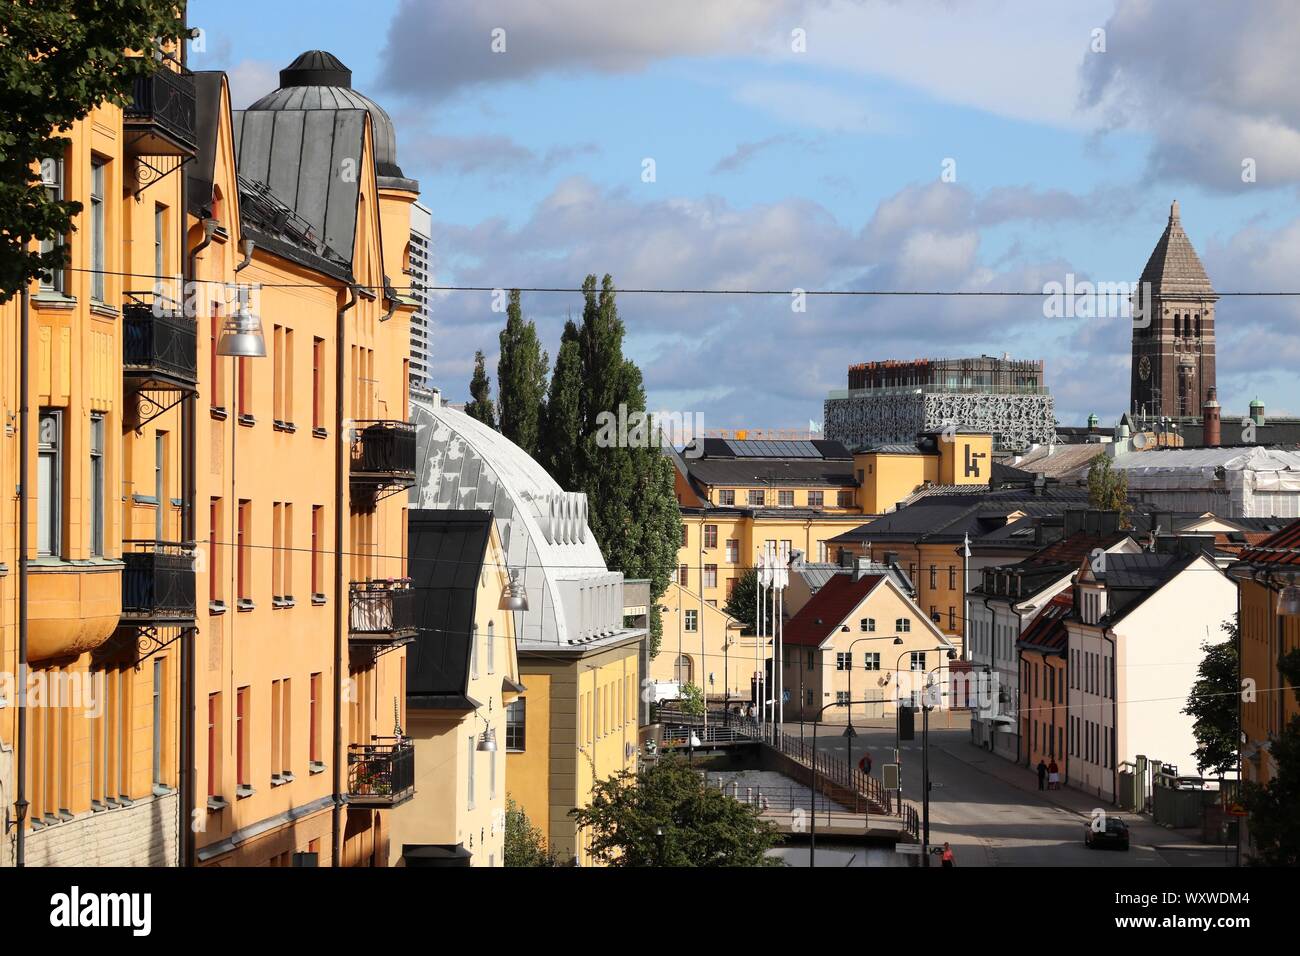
[[1036, 758, 1048, 791], [1048, 758, 1060, 790], [941, 842, 955, 867]]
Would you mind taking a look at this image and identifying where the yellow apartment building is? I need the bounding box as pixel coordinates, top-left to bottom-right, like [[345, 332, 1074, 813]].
[[651, 580, 748, 702], [1, 45, 196, 867], [389, 510, 521, 867], [1228, 522, 1300, 862], [189, 51, 417, 867]]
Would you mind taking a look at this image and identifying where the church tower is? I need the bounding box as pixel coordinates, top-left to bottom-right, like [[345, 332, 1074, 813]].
[[1131, 200, 1217, 420]]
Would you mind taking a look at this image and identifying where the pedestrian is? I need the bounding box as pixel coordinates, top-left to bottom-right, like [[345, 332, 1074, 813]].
[[859, 751, 873, 776], [1036, 758, 1048, 791], [941, 842, 955, 868], [1048, 758, 1060, 790]]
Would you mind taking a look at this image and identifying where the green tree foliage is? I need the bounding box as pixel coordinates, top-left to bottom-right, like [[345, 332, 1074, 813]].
[[1086, 455, 1131, 525], [678, 682, 705, 717], [465, 349, 496, 428], [1, 0, 185, 300], [539, 275, 681, 629], [1183, 617, 1239, 778], [570, 756, 781, 867], [496, 290, 549, 458], [503, 797, 557, 867], [724, 567, 760, 635], [1242, 647, 1300, 865]]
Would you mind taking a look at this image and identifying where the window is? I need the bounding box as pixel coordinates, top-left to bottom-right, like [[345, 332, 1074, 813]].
[[237, 500, 252, 604], [703, 524, 718, 548], [678, 564, 688, 587], [152, 657, 166, 788], [808, 491, 824, 508], [90, 158, 106, 301], [236, 686, 250, 788], [805, 688, 814, 705], [726, 578, 737, 599], [864, 652, 880, 671], [309, 673, 322, 765], [725, 539, 739, 563], [506, 699, 526, 751], [154, 203, 167, 282], [896, 618, 910, 633], [471, 625, 480, 678], [238, 352, 253, 421], [467, 735, 476, 808], [209, 498, 223, 606], [910, 652, 925, 671], [312, 337, 326, 431], [817, 541, 828, 562], [860, 617, 875, 632], [948, 607, 956, 630], [718, 489, 735, 506], [154, 431, 167, 540], [836, 652, 851, 671], [37, 409, 62, 556], [703, 564, 717, 589], [210, 306, 226, 410], [836, 691, 850, 705], [487, 621, 496, 674], [929, 565, 938, 589], [778, 490, 794, 507], [674, 655, 692, 685], [89, 414, 105, 556], [684, 610, 698, 632], [680, 524, 688, 546], [203, 692, 223, 799], [806, 650, 815, 669], [38, 154, 66, 293], [948, 566, 957, 590], [748, 489, 765, 506], [282, 503, 293, 599], [311, 505, 325, 596], [837, 490, 853, 507]]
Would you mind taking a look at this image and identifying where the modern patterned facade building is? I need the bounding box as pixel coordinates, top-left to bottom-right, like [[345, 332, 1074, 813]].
[[408, 201, 433, 396], [824, 356, 1056, 453]]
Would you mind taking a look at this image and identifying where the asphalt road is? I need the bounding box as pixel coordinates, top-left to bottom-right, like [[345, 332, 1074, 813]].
[[779, 716, 1231, 868]]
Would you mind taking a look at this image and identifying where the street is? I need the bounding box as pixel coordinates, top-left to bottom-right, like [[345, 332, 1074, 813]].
[[780, 714, 1232, 867]]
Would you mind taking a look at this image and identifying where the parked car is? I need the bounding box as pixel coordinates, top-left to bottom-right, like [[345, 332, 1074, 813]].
[[1084, 816, 1130, 850]]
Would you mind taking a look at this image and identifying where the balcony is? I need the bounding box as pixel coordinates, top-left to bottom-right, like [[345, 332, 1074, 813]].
[[350, 420, 416, 507], [123, 296, 198, 390], [349, 579, 417, 663], [347, 738, 415, 807], [124, 65, 197, 157], [120, 540, 197, 625]]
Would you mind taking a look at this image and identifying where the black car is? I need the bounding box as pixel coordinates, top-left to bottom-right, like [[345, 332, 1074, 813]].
[[1084, 816, 1130, 850]]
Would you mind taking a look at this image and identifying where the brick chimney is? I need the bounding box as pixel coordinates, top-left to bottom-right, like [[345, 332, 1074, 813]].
[[1202, 386, 1221, 446]]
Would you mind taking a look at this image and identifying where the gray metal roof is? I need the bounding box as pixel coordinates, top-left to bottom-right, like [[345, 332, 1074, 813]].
[[1139, 201, 1215, 298]]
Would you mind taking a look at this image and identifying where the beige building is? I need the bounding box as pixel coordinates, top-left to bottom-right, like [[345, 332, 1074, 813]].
[[388, 511, 520, 866]]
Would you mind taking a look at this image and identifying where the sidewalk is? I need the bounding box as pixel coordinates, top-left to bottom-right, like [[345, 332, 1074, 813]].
[[935, 739, 1215, 857]]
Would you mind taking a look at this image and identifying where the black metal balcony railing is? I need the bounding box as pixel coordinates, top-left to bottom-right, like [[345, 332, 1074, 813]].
[[350, 421, 417, 480], [347, 738, 415, 807], [349, 579, 417, 639], [121, 540, 197, 622], [123, 297, 198, 388], [124, 66, 197, 155]]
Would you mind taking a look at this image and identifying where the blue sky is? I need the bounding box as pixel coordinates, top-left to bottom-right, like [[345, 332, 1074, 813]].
[[190, 0, 1300, 430]]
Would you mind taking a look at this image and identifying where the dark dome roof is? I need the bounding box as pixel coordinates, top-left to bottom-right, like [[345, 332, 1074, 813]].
[[247, 50, 416, 190]]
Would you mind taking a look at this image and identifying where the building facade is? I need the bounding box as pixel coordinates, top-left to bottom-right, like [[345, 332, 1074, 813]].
[[407, 201, 433, 396], [825, 356, 1056, 453]]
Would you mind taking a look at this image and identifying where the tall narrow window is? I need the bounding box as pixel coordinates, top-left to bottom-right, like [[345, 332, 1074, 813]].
[[90, 158, 106, 301], [153, 657, 166, 787], [312, 337, 325, 431], [505, 698, 526, 752], [89, 413, 105, 556], [280, 678, 292, 775], [207, 692, 220, 797], [237, 500, 252, 604], [238, 355, 253, 421], [272, 502, 283, 600], [210, 306, 226, 411], [283, 503, 294, 600], [37, 409, 62, 557], [271, 678, 282, 779], [283, 328, 294, 424], [487, 620, 496, 674], [38, 154, 65, 293], [272, 325, 284, 423], [311, 505, 324, 597], [309, 673, 322, 765], [154, 204, 167, 286], [209, 498, 223, 605], [471, 624, 479, 679], [467, 736, 476, 808], [236, 686, 250, 788], [155, 431, 167, 540]]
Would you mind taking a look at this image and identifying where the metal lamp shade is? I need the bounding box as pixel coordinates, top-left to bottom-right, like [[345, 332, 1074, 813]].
[[476, 727, 498, 752], [217, 303, 266, 357], [500, 570, 529, 611], [1280, 586, 1300, 616]]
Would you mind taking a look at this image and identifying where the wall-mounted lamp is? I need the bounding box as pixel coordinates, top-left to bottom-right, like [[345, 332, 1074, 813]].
[[217, 296, 266, 358], [500, 568, 528, 611]]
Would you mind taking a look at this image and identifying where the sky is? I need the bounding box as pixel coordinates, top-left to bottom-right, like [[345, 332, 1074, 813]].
[[189, 0, 1300, 431]]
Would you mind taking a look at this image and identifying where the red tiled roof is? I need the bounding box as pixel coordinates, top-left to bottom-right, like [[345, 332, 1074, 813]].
[[1028, 529, 1129, 565], [783, 573, 885, 647], [1236, 519, 1300, 567], [1017, 592, 1071, 654], [1215, 530, 1276, 559]]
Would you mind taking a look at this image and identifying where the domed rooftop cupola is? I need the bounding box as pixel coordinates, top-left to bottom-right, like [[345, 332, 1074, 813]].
[[247, 50, 418, 192]]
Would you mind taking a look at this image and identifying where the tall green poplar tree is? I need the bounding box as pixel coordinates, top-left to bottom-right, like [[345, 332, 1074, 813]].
[[496, 289, 549, 458]]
